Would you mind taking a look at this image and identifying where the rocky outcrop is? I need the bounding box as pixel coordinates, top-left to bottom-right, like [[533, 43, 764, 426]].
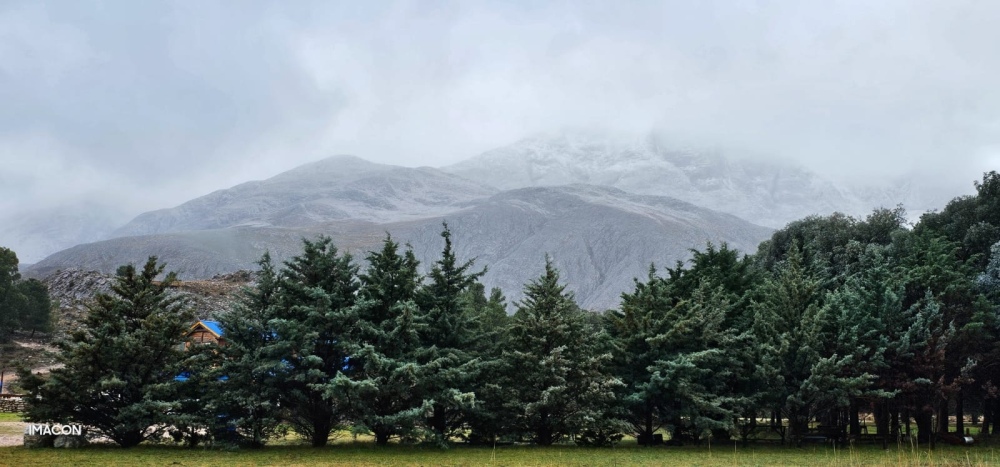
[[41, 268, 253, 335]]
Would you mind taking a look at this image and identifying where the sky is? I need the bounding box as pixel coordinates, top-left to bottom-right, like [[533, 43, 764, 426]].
[[1, 0, 999, 222]]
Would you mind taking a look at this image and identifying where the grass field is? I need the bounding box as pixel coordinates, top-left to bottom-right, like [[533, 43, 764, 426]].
[[0, 441, 996, 466]]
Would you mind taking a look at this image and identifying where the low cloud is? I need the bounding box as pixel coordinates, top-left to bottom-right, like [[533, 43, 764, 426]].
[[0, 0, 995, 222]]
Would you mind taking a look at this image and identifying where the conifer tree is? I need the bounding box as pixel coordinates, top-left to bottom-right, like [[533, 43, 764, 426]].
[[505, 256, 623, 445], [0, 247, 25, 342], [330, 235, 428, 446], [414, 224, 485, 443], [751, 243, 868, 441], [464, 285, 514, 444], [271, 236, 359, 447], [610, 266, 673, 442], [211, 252, 287, 447], [17, 278, 52, 337], [19, 257, 194, 447]]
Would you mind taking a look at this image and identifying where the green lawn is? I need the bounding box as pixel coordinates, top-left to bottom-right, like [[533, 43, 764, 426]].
[[0, 442, 997, 466]]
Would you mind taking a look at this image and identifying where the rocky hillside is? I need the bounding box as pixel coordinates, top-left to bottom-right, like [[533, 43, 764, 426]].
[[41, 269, 254, 337], [29, 185, 771, 310]]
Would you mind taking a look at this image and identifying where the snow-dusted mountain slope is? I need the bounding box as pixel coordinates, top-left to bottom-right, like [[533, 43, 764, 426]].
[[443, 132, 939, 228], [28, 185, 772, 311], [112, 155, 497, 237]]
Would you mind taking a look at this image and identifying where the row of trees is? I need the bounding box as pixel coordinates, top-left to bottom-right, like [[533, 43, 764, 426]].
[[0, 247, 52, 341], [19, 171, 1000, 449]]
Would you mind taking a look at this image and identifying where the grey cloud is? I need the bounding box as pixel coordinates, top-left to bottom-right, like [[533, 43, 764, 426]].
[[1, 0, 997, 223]]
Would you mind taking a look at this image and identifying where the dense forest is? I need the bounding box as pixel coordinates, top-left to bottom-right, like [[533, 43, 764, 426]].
[[15, 171, 1000, 449]]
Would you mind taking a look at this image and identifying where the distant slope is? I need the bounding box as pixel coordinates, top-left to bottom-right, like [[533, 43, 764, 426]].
[[112, 155, 496, 237], [443, 132, 938, 228], [28, 185, 771, 310]]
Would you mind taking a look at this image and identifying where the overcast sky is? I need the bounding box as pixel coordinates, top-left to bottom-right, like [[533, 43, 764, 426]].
[[1, 0, 998, 220]]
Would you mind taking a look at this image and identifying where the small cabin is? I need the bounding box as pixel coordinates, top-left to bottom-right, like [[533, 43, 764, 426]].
[[186, 320, 226, 348]]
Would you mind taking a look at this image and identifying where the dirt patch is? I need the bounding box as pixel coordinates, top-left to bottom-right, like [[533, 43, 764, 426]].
[[0, 421, 23, 446], [0, 338, 60, 393]]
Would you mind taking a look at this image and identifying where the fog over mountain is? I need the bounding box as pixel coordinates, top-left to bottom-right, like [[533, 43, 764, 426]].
[[27, 153, 773, 310], [445, 131, 947, 229]]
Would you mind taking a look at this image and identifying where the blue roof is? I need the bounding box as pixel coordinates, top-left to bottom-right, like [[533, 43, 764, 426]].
[[200, 320, 224, 337]]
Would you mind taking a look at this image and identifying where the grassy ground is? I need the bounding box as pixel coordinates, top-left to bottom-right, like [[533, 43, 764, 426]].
[[0, 441, 996, 466]]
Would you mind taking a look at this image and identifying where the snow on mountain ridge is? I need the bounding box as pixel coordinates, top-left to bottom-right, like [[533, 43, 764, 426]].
[[444, 132, 927, 228]]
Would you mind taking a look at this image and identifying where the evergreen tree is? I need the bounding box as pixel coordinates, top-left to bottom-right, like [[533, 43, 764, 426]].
[[414, 224, 485, 443], [17, 278, 52, 337], [461, 283, 513, 444], [18, 257, 194, 447], [645, 282, 746, 442], [751, 243, 868, 441], [331, 235, 428, 446], [271, 236, 359, 447], [505, 256, 624, 445], [0, 247, 25, 342], [211, 252, 287, 447], [609, 266, 673, 442]]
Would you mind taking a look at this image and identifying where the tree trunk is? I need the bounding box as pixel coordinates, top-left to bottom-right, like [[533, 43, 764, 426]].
[[537, 408, 552, 446], [904, 408, 911, 439], [430, 404, 447, 440], [937, 398, 949, 434], [983, 401, 992, 435], [890, 403, 899, 438], [915, 411, 932, 445], [311, 419, 331, 447], [375, 429, 391, 446], [849, 399, 860, 437], [956, 389, 965, 435]]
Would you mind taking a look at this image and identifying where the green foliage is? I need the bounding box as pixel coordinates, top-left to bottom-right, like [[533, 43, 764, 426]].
[[18, 257, 194, 447], [751, 243, 869, 439], [270, 236, 360, 447], [334, 235, 428, 446], [211, 252, 287, 448], [413, 224, 486, 444], [505, 256, 625, 446], [0, 247, 53, 341]]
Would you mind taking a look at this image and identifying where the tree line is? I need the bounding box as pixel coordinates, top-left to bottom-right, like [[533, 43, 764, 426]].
[[17, 171, 1000, 449], [0, 247, 52, 341]]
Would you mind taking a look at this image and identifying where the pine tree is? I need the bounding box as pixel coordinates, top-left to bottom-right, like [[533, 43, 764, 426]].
[[751, 243, 868, 442], [330, 235, 428, 446], [271, 236, 359, 447], [18, 257, 194, 447], [463, 285, 513, 444], [211, 252, 287, 447], [0, 247, 25, 342], [17, 278, 52, 338], [414, 224, 485, 443], [505, 256, 624, 445], [646, 282, 743, 442], [609, 266, 673, 442]]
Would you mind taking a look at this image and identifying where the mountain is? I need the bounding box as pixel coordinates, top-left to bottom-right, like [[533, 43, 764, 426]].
[[443, 132, 939, 228], [27, 185, 772, 310], [112, 155, 496, 237]]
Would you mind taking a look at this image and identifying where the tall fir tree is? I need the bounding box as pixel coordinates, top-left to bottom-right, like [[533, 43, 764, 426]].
[[211, 252, 287, 447], [751, 242, 868, 442], [270, 236, 360, 447], [414, 224, 485, 443], [331, 235, 428, 446], [505, 256, 624, 446], [19, 257, 194, 447]]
